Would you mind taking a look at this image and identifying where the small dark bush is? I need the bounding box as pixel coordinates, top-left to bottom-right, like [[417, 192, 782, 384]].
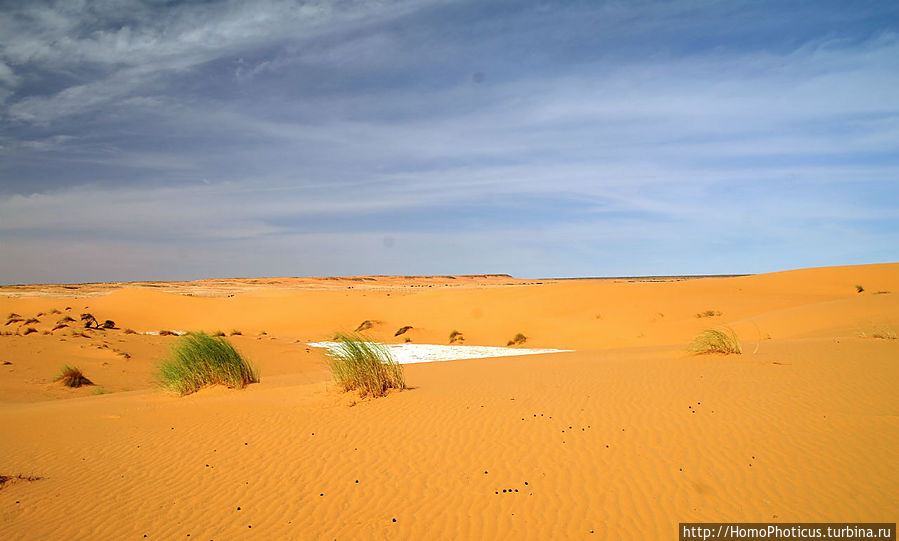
[[507, 333, 527, 346], [55, 365, 93, 387]]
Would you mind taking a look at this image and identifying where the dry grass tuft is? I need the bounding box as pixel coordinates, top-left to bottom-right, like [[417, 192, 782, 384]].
[[22, 327, 38, 335], [355, 320, 376, 332], [158, 330, 178, 336], [688, 328, 742, 355], [123, 328, 138, 334], [394, 325, 413, 337], [229, 329, 242, 336], [54, 365, 93, 387], [861, 324, 898, 340], [696, 310, 722, 318], [449, 330, 465, 344], [57, 316, 76, 325], [507, 332, 527, 346], [0, 474, 43, 490]]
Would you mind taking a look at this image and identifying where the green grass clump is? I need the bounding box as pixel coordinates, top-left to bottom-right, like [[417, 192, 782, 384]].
[[688, 328, 742, 355], [55, 365, 93, 387], [156, 332, 259, 395], [327, 332, 405, 398]]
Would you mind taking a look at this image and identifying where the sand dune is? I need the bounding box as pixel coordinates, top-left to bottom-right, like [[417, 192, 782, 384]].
[[1, 264, 897, 539]]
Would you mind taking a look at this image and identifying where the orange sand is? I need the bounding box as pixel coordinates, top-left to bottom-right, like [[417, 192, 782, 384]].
[[0, 264, 897, 539]]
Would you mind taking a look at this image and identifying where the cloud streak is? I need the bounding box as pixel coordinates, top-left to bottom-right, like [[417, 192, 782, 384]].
[[0, 0, 897, 283]]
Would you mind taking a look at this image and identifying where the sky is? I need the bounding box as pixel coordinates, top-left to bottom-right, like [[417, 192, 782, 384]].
[[1, 0, 897, 284]]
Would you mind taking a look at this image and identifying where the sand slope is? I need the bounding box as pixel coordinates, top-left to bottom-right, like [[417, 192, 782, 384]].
[[0, 264, 897, 539]]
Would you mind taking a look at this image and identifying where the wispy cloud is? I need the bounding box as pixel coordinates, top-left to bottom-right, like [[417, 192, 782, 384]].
[[0, 0, 897, 283]]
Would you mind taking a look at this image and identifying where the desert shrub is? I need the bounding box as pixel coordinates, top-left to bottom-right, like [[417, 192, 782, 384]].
[[101, 320, 116, 329], [22, 327, 37, 335], [212, 330, 226, 337], [81, 313, 98, 328], [5, 317, 23, 326], [394, 325, 413, 337], [50, 309, 62, 315], [688, 328, 742, 355], [57, 316, 76, 324], [855, 284, 864, 293], [23, 318, 39, 325], [327, 332, 405, 398], [229, 329, 242, 336], [507, 333, 527, 346], [123, 328, 137, 334], [449, 330, 464, 343], [156, 332, 259, 395], [6, 312, 20, 319], [696, 310, 722, 318], [52, 324, 68, 332], [55, 365, 93, 387], [355, 320, 374, 332], [158, 330, 178, 336]]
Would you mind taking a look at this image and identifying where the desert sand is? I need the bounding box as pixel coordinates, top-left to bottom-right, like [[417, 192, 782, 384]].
[[0, 264, 897, 539]]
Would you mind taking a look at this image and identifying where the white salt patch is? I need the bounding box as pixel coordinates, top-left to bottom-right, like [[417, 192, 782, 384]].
[[307, 341, 572, 365]]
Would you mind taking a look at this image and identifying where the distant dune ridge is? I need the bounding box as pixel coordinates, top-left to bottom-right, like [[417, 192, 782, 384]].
[[0, 263, 896, 539]]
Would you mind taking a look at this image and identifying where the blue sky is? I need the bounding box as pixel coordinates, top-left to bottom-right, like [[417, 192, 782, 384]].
[[1, 0, 897, 283]]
